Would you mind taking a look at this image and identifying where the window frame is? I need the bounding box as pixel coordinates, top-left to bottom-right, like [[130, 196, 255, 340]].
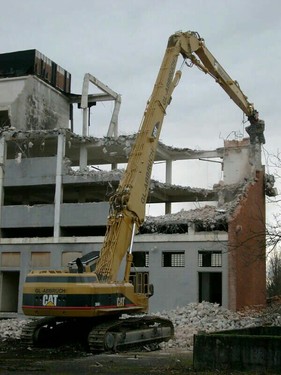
[[162, 251, 185, 267], [132, 251, 149, 268], [198, 251, 222, 267]]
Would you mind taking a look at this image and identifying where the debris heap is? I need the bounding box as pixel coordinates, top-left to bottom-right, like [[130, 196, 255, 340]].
[[141, 206, 229, 234], [1, 302, 281, 351], [157, 301, 281, 351], [0, 318, 29, 340]]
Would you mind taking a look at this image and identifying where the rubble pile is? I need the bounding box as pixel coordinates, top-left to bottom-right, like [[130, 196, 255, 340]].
[[141, 180, 254, 234], [157, 301, 281, 351], [0, 318, 29, 340], [141, 206, 229, 234], [1, 302, 281, 351], [67, 165, 124, 181]]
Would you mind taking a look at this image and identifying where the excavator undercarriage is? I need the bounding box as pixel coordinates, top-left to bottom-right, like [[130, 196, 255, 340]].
[[21, 315, 174, 352]]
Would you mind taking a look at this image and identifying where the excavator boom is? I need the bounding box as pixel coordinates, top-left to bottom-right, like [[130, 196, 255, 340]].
[[95, 30, 259, 282]]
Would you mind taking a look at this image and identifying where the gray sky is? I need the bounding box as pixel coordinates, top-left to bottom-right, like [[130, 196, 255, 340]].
[[1, 0, 280, 214]]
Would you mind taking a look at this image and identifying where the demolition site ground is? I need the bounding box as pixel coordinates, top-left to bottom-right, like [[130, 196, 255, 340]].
[[0, 339, 280, 375]]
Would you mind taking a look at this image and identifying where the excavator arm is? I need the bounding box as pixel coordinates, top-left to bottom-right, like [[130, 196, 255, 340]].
[[95, 30, 262, 282], [173, 31, 255, 116]]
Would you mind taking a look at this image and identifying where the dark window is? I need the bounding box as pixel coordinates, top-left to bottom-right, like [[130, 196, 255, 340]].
[[162, 251, 185, 267], [198, 251, 222, 267], [199, 272, 222, 305], [133, 252, 149, 267], [0, 110, 11, 128]]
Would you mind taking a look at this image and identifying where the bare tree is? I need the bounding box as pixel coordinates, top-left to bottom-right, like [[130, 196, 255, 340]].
[[264, 149, 281, 252], [267, 250, 281, 297]]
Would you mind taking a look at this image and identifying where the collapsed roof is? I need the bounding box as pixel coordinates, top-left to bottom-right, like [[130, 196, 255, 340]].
[[140, 181, 248, 234], [1, 128, 275, 234]]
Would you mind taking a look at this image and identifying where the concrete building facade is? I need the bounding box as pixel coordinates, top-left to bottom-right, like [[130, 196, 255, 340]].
[[0, 50, 269, 314]]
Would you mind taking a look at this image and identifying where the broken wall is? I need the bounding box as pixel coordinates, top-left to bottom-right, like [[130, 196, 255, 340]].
[[223, 139, 253, 184], [228, 170, 266, 310], [0, 76, 70, 130]]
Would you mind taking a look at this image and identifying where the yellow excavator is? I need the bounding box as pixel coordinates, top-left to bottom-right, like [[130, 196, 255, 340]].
[[21, 31, 264, 351]]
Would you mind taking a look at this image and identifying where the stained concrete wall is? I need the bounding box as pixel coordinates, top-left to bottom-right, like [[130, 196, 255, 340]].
[[0, 76, 70, 130], [1, 203, 109, 228], [223, 139, 252, 184], [2, 205, 54, 227], [4, 157, 57, 186], [60, 203, 109, 226]]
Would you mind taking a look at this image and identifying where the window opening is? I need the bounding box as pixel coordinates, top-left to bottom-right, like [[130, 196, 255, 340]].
[[0, 110, 11, 128], [133, 251, 149, 267], [162, 251, 185, 267], [198, 251, 222, 267]]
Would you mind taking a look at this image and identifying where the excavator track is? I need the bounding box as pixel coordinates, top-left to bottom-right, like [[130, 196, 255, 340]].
[[21, 316, 174, 352], [21, 317, 90, 347], [88, 316, 174, 352], [21, 317, 58, 346]]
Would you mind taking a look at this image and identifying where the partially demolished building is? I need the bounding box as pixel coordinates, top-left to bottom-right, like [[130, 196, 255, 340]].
[[0, 50, 271, 314]]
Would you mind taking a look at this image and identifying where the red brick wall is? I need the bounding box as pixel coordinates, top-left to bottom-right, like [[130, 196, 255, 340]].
[[228, 170, 266, 311]]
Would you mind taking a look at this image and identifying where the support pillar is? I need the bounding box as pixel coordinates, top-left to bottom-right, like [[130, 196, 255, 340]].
[[79, 144, 88, 171], [0, 137, 6, 238], [165, 160, 172, 214], [54, 133, 65, 240]]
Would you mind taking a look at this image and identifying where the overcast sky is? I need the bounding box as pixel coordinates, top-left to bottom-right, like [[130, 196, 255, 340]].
[[1, 0, 280, 214]]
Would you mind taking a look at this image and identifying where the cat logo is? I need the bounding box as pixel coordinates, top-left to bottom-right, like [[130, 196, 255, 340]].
[[116, 297, 125, 307], [42, 294, 58, 306]]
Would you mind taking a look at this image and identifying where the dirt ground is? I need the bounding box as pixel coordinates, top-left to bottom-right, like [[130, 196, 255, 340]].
[[0, 338, 194, 375], [0, 339, 279, 375]]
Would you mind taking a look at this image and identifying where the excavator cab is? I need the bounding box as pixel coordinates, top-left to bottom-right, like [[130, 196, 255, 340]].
[[68, 251, 100, 273]]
